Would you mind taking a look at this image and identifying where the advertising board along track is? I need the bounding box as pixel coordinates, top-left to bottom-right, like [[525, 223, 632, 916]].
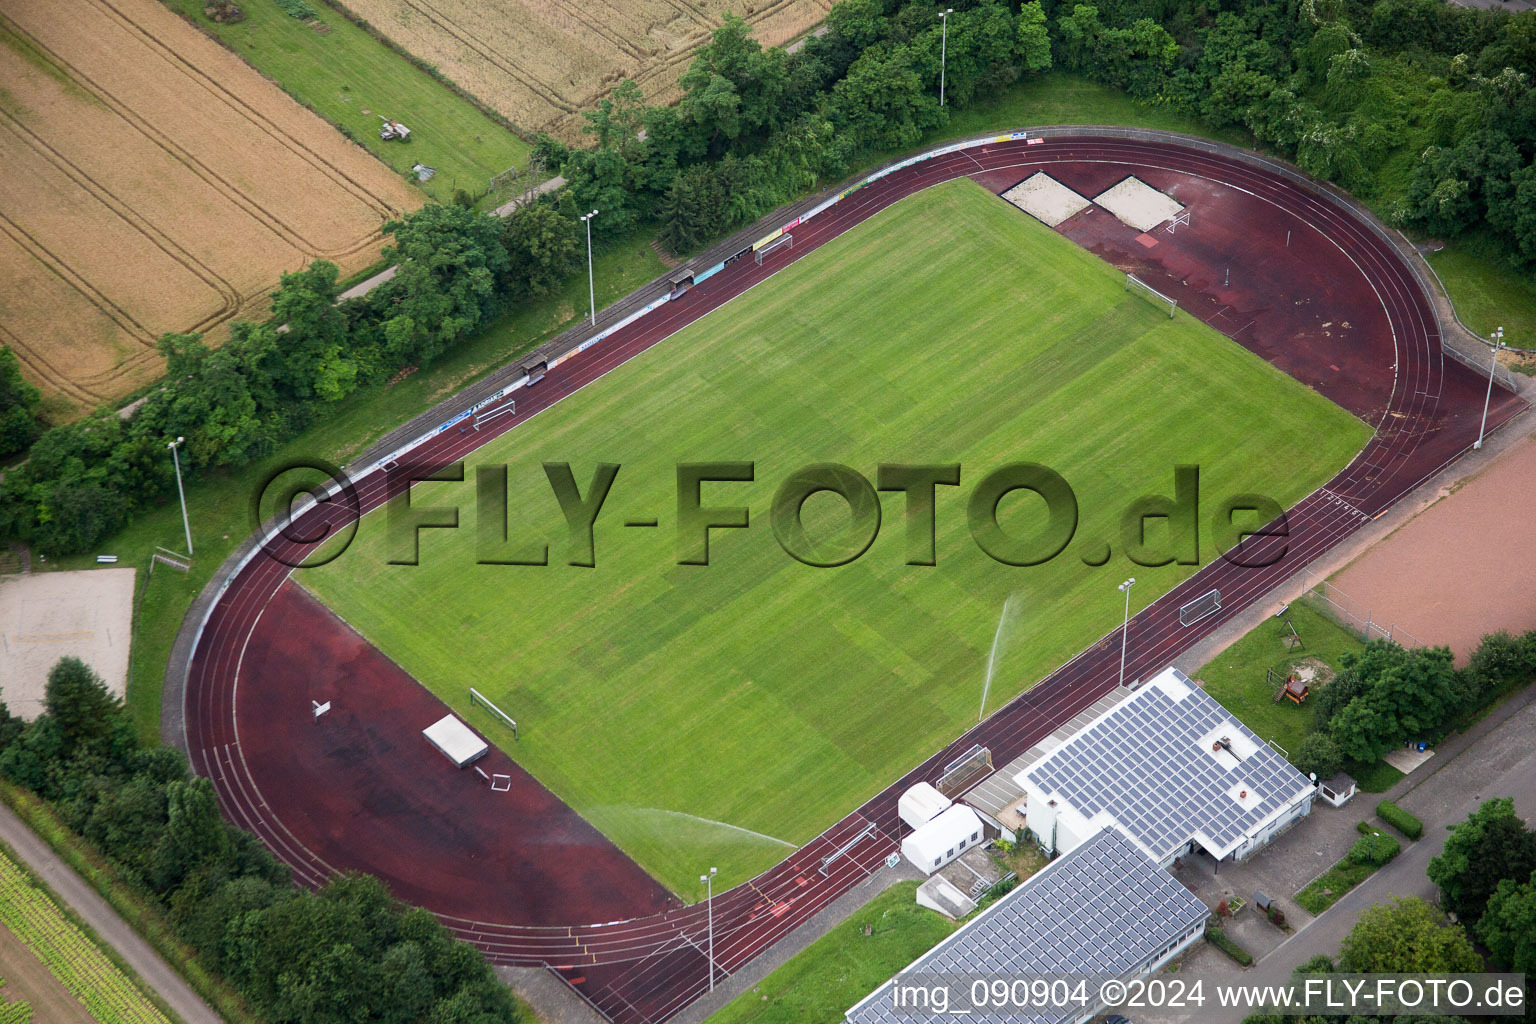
[[176, 129, 1526, 1024]]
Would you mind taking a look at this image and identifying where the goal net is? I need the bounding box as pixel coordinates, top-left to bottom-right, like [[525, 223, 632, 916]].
[[1126, 274, 1177, 318], [1178, 588, 1222, 627], [935, 744, 993, 797], [473, 401, 515, 430], [755, 233, 793, 265], [469, 687, 518, 739]]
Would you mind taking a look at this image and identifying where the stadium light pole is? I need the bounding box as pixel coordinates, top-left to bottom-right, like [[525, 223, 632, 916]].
[[700, 867, 718, 990], [1475, 326, 1505, 450], [580, 209, 599, 326], [938, 9, 953, 106], [1117, 577, 1136, 687], [167, 436, 193, 556]]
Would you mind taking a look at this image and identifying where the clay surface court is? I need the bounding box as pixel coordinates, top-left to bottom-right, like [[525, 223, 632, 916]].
[[0, 0, 420, 411], [183, 134, 1527, 1023], [0, 568, 134, 720], [335, 0, 832, 138], [1333, 434, 1536, 663]]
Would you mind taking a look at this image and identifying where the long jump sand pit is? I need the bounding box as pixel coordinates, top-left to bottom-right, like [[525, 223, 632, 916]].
[[1333, 434, 1536, 663], [1003, 172, 1091, 226], [336, 0, 833, 139], [0, 0, 421, 414], [1093, 176, 1184, 232], [0, 568, 135, 719]]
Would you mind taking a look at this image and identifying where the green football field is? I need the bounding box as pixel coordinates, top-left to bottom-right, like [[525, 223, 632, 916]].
[[301, 178, 1370, 900]]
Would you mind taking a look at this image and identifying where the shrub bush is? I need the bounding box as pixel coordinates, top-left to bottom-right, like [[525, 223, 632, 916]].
[[1377, 801, 1424, 840], [1206, 926, 1254, 966], [1348, 831, 1401, 867]]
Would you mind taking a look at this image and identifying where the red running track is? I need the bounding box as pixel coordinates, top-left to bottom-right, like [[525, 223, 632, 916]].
[[183, 135, 1526, 1024]]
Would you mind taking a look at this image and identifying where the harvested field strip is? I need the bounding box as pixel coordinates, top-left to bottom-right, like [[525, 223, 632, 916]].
[[340, 0, 833, 137], [0, 0, 420, 411], [0, 105, 241, 323], [0, 849, 170, 1024], [9, 4, 394, 255]]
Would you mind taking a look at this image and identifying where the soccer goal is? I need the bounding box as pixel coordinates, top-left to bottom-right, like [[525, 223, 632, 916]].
[[1164, 208, 1191, 234], [1178, 588, 1222, 626], [469, 687, 518, 739], [755, 233, 793, 265], [1126, 274, 1177, 318], [473, 401, 515, 430], [935, 744, 993, 797]]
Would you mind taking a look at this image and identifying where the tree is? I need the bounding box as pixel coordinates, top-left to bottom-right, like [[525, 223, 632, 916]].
[[1318, 641, 1462, 762], [1294, 731, 1343, 781], [1016, 2, 1051, 75], [1477, 872, 1536, 971], [500, 204, 580, 300], [1338, 897, 1480, 973], [0, 344, 42, 457], [44, 657, 125, 757], [1428, 797, 1536, 924], [830, 42, 943, 152], [378, 204, 511, 366], [266, 261, 356, 404]]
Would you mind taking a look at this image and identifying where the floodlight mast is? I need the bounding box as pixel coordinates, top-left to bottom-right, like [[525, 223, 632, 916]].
[[580, 210, 599, 326], [167, 436, 193, 556], [1117, 578, 1136, 687], [700, 867, 718, 990], [938, 10, 953, 106], [1475, 326, 1505, 450]]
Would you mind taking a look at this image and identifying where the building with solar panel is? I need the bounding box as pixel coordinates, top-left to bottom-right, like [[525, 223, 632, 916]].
[[1019, 666, 1316, 869], [844, 825, 1208, 1024]]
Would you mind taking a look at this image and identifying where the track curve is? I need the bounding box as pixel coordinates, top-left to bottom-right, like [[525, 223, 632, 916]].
[[183, 134, 1523, 1023]]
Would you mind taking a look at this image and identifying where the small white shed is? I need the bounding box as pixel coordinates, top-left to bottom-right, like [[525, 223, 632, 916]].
[[422, 714, 489, 768], [898, 782, 952, 831], [902, 805, 984, 875]]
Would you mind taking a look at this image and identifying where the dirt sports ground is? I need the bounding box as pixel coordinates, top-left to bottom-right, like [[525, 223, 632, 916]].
[[1334, 433, 1536, 663], [183, 133, 1527, 1024], [0, 0, 420, 412], [337, 0, 832, 138]]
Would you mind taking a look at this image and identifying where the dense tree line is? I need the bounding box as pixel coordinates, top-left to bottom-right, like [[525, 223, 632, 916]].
[[0, 659, 524, 1024], [0, 200, 580, 555], [540, 0, 1536, 268], [1293, 627, 1536, 777], [0, 345, 43, 459], [1045, 0, 1536, 265], [538, 5, 1053, 254], [1428, 798, 1536, 974]]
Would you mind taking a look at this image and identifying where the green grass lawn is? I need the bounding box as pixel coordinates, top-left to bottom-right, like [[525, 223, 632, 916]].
[[1196, 602, 1365, 759], [1196, 601, 1410, 791], [703, 882, 955, 1024], [1425, 232, 1536, 348], [301, 178, 1369, 898], [161, 0, 531, 204], [930, 72, 1252, 149]]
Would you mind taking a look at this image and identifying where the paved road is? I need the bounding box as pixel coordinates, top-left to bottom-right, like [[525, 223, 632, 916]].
[[0, 802, 223, 1024], [1180, 684, 1536, 1022]]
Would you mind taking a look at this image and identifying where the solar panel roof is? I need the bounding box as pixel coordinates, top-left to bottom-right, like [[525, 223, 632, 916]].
[[1023, 668, 1312, 862], [846, 826, 1208, 1024]]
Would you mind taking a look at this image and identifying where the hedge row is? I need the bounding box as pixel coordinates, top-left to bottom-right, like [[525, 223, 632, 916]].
[[1205, 925, 1254, 966], [1377, 800, 1424, 840]]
